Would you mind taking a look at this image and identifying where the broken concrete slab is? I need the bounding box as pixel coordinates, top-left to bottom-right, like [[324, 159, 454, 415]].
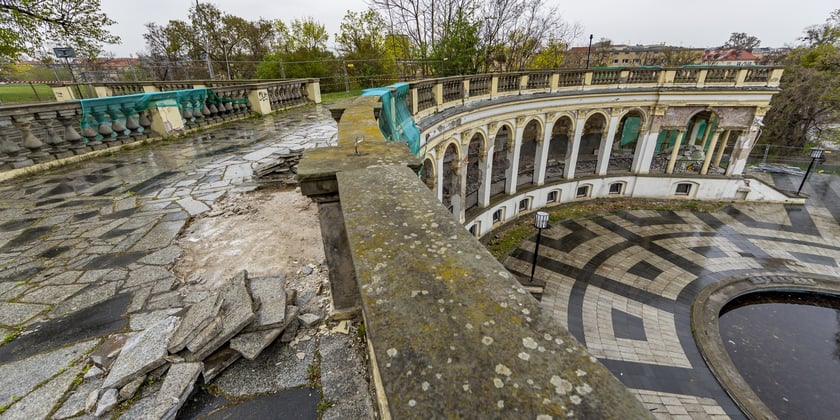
[[244, 275, 286, 332], [202, 346, 241, 383], [102, 316, 180, 389], [84, 365, 104, 379], [152, 362, 203, 420], [94, 388, 118, 417], [184, 316, 223, 355], [53, 377, 102, 419], [129, 308, 183, 331], [168, 291, 222, 353], [280, 306, 300, 343], [90, 334, 127, 370], [184, 271, 254, 360], [119, 374, 146, 401], [230, 327, 284, 360]]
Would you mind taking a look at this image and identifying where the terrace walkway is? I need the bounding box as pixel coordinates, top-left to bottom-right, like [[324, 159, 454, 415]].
[[0, 106, 381, 418]]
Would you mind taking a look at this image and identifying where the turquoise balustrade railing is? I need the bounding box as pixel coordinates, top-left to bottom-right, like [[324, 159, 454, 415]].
[[362, 83, 421, 155]]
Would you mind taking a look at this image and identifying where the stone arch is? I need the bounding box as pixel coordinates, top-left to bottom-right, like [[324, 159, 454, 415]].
[[465, 132, 485, 211], [679, 110, 720, 174], [441, 142, 461, 212], [546, 115, 573, 181], [576, 113, 607, 176], [420, 157, 436, 190], [609, 109, 646, 173], [517, 118, 542, 187], [490, 123, 513, 198]]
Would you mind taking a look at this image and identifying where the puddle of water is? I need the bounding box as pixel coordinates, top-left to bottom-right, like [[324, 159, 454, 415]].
[[719, 291, 840, 418]]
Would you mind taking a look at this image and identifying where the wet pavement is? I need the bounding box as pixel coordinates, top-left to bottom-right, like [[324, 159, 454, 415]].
[[504, 172, 840, 419], [0, 106, 352, 418]]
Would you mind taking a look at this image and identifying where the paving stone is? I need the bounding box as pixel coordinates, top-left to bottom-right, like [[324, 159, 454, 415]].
[[229, 327, 285, 360], [280, 319, 300, 343], [129, 308, 183, 331], [0, 301, 49, 325], [214, 337, 315, 397], [0, 339, 97, 407], [145, 291, 184, 310], [127, 286, 152, 313], [168, 291, 222, 353], [152, 362, 203, 420], [94, 388, 118, 417], [52, 377, 103, 419], [123, 265, 172, 289], [85, 389, 99, 414], [202, 346, 241, 382], [244, 275, 286, 332], [137, 246, 182, 266], [1, 362, 83, 420], [119, 375, 146, 401], [84, 365, 104, 379], [176, 197, 211, 216], [18, 284, 87, 305], [185, 316, 223, 355], [185, 271, 254, 360], [103, 316, 180, 389], [39, 270, 83, 286], [298, 313, 321, 328], [50, 282, 117, 318], [90, 334, 128, 370], [130, 220, 187, 252]]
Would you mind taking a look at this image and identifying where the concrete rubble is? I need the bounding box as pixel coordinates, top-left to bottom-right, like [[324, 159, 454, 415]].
[[84, 269, 317, 418]]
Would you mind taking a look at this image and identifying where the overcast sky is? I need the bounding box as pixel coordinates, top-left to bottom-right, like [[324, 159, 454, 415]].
[[100, 0, 838, 57]]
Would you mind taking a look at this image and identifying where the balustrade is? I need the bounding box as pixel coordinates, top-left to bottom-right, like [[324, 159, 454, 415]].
[[467, 75, 490, 96], [673, 68, 700, 83], [627, 68, 659, 83], [441, 79, 463, 103], [497, 74, 520, 92], [525, 72, 550, 89], [591, 69, 621, 85], [705, 67, 738, 83]]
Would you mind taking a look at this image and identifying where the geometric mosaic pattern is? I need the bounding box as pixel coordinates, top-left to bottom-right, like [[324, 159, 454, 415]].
[[504, 177, 840, 418]]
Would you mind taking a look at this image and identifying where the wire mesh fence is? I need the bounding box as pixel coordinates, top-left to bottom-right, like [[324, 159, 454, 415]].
[[747, 144, 840, 174]]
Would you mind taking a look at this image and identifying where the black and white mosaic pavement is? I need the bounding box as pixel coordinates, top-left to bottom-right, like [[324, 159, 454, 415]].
[[505, 173, 840, 419]]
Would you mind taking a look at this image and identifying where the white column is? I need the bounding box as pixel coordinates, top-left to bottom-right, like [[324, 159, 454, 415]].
[[457, 154, 468, 223], [726, 128, 760, 176], [688, 121, 702, 146], [565, 117, 585, 179], [505, 120, 524, 194], [713, 130, 730, 170], [700, 130, 723, 175], [596, 114, 620, 175], [534, 118, 554, 185], [435, 148, 445, 201], [479, 135, 494, 207], [666, 129, 686, 174], [632, 111, 664, 174]]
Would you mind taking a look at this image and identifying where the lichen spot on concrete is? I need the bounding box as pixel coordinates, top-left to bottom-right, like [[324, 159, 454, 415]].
[[497, 400, 505, 409], [543, 333, 553, 341], [570, 395, 582, 405], [408, 399, 416, 407], [463, 384, 471, 392], [522, 337, 538, 349], [493, 377, 504, 388], [422, 381, 430, 391], [466, 323, 474, 330], [537, 415, 553, 420], [555, 338, 564, 346], [522, 308, 530, 315], [482, 336, 494, 345], [575, 383, 592, 395], [495, 364, 511, 376], [551, 376, 573, 395], [499, 271, 510, 279], [387, 348, 398, 358], [575, 369, 587, 377], [518, 352, 530, 361]]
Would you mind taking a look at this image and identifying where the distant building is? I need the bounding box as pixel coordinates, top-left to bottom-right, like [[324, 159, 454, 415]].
[[564, 44, 704, 68], [701, 49, 757, 66]]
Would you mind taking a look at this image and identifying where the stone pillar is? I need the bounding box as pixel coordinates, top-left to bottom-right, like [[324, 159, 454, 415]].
[[713, 130, 731, 170], [149, 105, 186, 138], [633, 107, 665, 174], [479, 132, 494, 207], [700, 130, 723, 174], [666, 129, 686, 174], [306, 80, 322, 104], [94, 86, 113, 98], [457, 144, 468, 223], [248, 88, 272, 115], [727, 122, 762, 177], [565, 117, 585, 179], [534, 117, 554, 185], [688, 121, 703, 146], [505, 118, 524, 195], [435, 146, 445, 202], [596, 114, 620, 175], [51, 86, 77, 102]]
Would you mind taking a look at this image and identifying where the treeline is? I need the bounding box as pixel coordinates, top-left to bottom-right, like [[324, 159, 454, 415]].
[[138, 0, 581, 91]]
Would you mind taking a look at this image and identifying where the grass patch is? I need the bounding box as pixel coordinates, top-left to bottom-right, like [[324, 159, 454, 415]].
[[1, 325, 25, 347], [481, 198, 724, 260], [321, 89, 362, 103], [0, 84, 56, 103]]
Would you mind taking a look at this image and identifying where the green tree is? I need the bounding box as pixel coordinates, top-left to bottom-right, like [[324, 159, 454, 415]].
[[722, 32, 761, 52], [530, 38, 566, 69], [257, 18, 335, 87], [432, 11, 480, 76], [763, 10, 840, 148], [0, 0, 119, 60], [336, 9, 390, 88]]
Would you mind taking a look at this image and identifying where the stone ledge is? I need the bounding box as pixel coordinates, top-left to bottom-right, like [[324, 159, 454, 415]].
[[336, 164, 650, 418]]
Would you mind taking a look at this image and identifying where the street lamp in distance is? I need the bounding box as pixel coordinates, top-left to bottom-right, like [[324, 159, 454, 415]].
[[797, 147, 825, 195], [529, 211, 550, 284]]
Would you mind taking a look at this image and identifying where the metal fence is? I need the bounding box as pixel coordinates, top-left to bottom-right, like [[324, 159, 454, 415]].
[[747, 144, 840, 174]]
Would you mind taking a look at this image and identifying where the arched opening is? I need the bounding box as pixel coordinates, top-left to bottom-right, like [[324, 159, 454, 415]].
[[650, 110, 718, 174], [491, 125, 511, 198], [517, 120, 541, 187], [546, 116, 572, 181], [465, 133, 484, 212], [421, 158, 435, 190], [441, 143, 460, 212], [575, 113, 606, 176], [609, 111, 643, 173]]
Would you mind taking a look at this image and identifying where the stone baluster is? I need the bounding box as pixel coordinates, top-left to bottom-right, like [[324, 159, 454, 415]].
[[58, 109, 88, 155], [37, 111, 73, 159], [107, 105, 130, 143], [180, 96, 195, 128], [13, 115, 51, 163], [80, 114, 101, 149], [91, 107, 117, 148], [0, 116, 34, 170], [138, 110, 154, 136], [121, 103, 143, 141]]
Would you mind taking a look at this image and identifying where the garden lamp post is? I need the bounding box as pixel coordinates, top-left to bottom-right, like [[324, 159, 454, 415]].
[[529, 211, 550, 283], [797, 147, 825, 195]]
